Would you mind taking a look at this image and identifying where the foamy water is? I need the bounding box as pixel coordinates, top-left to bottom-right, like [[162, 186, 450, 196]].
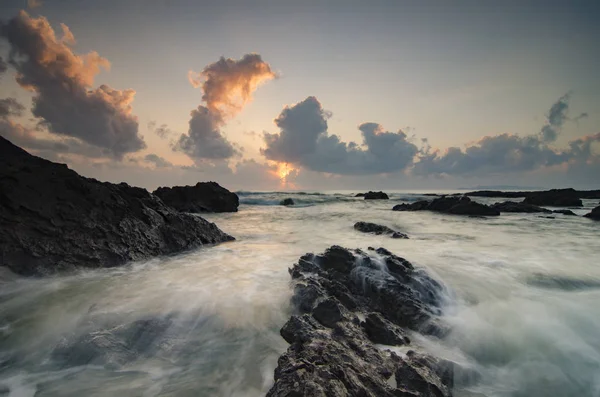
[[1, 191, 599, 396]]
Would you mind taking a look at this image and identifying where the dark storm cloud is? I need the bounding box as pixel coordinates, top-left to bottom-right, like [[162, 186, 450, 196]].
[[261, 96, 419, 175], [0, 11, 145, 159], [177, 54, 276, 161], [0, 56, 7, 75], [0, 98, 25, 118], [144, 153, 173, 168]]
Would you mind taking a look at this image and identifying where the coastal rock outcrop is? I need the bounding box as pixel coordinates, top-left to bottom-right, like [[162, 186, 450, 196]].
[[152, 182, 239, 213], [280, 198, 295, 206], [0, 137, 234, 276], [354, 221, 408, 239], [267, 246, 454, 396], [523, 189, 583, 207], [363, 191, 389, 200], [466, 188, 600, 200], [393, 196, 500, 216], [491, 201, 551, 213], [584, 206, 600, 220]]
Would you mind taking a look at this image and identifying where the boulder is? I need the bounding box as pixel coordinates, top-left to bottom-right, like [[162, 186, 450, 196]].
[[0, 136, 234, 276], [552, 209, 577, 216], [393, 196, 500, 216], [363, 191, 389, 200], [491, 201, 551, 213], [523, 189, 583, 207], [280, 198, 295, 206], [584, 206, 600, 220], [354, 193, 365, 197], [153, 182, 238, 213], [268, 246, 453, 396], [354, 221, 408, 239]]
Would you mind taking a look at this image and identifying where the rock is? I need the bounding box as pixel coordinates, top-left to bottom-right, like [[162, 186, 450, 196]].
[[353, 222, 409, 239], [584, 205, 600, 220], [491, 201, 551, 213], [267, 246, 451, 396], [363, 191, 389, 200], [355, 193, 366, 197], [523, 188, 583, 207], [280, 198, 295, 206], [0, 136, 234, 276], [393, 196, 500, 216], [466, 188, 600, 200], [152, 182, 238, 213], [552, 209, 577, 216]]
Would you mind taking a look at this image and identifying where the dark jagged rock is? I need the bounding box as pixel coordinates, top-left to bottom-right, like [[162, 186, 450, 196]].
[[523, 189, 583, 207], [553, 209, 577, 216], [491, 201, 551, 213], [363, 191, 389, 200], [152, 182, 238, 213], [354, 221, 409, 239], [0, 136, 234, 276], [355, 193, 366, 197], [393, 196, 500, 216], [280, 198, 295, 206], [466, 188, 600, 200], [268, 246, 454, 396], [584, 206, 600, 220]]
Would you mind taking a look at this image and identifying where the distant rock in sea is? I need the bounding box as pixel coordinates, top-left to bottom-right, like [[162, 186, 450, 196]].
[[523, 189, 583, 207], [153, 182, 239, 213], [584, 206, 600, 220], [466, 188, 598, 203], [280, 198, 295, 206], [491, 201, 551, 213], [393, 196, 500, 216], [362, 191, 389, 200], [354, 221, 408, 239], [267, 246, 454, 396], [0, 136, 234, 276]]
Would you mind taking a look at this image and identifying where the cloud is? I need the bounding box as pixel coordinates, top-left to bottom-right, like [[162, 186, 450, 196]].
[[176, 54, 276, 161], [0, 98, 25, 118], [147, 121, 174, 139], [144, 153, 172, 168], [175, 105, 238, 160], [538, 93, 584, 142], [261, 96, 419, 175], [0, 56, 7, 75], [0, 11, 145, 159], [27, 0, 42, 9]]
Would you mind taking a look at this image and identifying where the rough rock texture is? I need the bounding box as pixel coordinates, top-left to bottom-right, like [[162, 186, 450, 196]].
[[267, 246, 454, 396], [354, 221, 409, 239], [363, 191, 389, 200], [393, 196, 500, 216], [491, 201, 551, 213], [280, 198, 295, 206], [0, 137, 234, 276], [584, 206, 600, 220], [523, 189, 583, 207], [153, 182, 239, 213]]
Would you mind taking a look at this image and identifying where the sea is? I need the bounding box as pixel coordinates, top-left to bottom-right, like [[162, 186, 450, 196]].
[[0, 190, 599, 397]]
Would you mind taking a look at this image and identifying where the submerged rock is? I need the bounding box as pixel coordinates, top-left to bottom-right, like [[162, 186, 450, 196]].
[[393, 196, 500, 216], [0, 137, 234, 276], [523, 188, 583, 207], [363, 191, 389, 200], [552, 209, 577, 216], [491, 201, 551, 213], [584, 205, 600, 220], [268, 246, 453, 396], [354, 221, 409, 239], [153, 182, 239, 213], [280, 198, 295, 206]]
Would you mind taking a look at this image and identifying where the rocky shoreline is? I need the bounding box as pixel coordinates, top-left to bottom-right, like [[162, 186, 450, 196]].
[[267, 246, 455, 396]]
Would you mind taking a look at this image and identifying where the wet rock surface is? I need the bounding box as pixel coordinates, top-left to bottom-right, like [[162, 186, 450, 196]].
[[393, 196, 500, 217], [153, 182, 239, 213], [0, 137, 234, 276], [268, 245, 454, 396], [362, 191, 389, 200], [523, 189, 583, 207], [354, 221, 409, 239], [491, 201, 551, 213], [584, 205, 600, 220], [280, 198, 295, 206]]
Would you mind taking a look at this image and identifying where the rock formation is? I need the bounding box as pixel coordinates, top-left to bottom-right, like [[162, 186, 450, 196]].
[[153, 182, 239, 213], [393, 196, 500, 216], [354, 221, 409, 239], [584, 206, 600, 220], [0, 136, 234, 276]]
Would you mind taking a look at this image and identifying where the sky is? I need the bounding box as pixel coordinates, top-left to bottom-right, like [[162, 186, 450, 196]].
[[1, 0, 599, 191]]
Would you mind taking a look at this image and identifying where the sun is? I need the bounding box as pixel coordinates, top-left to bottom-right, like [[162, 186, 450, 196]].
[[277, 163, 291, 180]]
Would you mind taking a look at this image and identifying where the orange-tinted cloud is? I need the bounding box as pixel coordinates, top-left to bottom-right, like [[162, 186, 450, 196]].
[[1, 11, 144, 158]]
